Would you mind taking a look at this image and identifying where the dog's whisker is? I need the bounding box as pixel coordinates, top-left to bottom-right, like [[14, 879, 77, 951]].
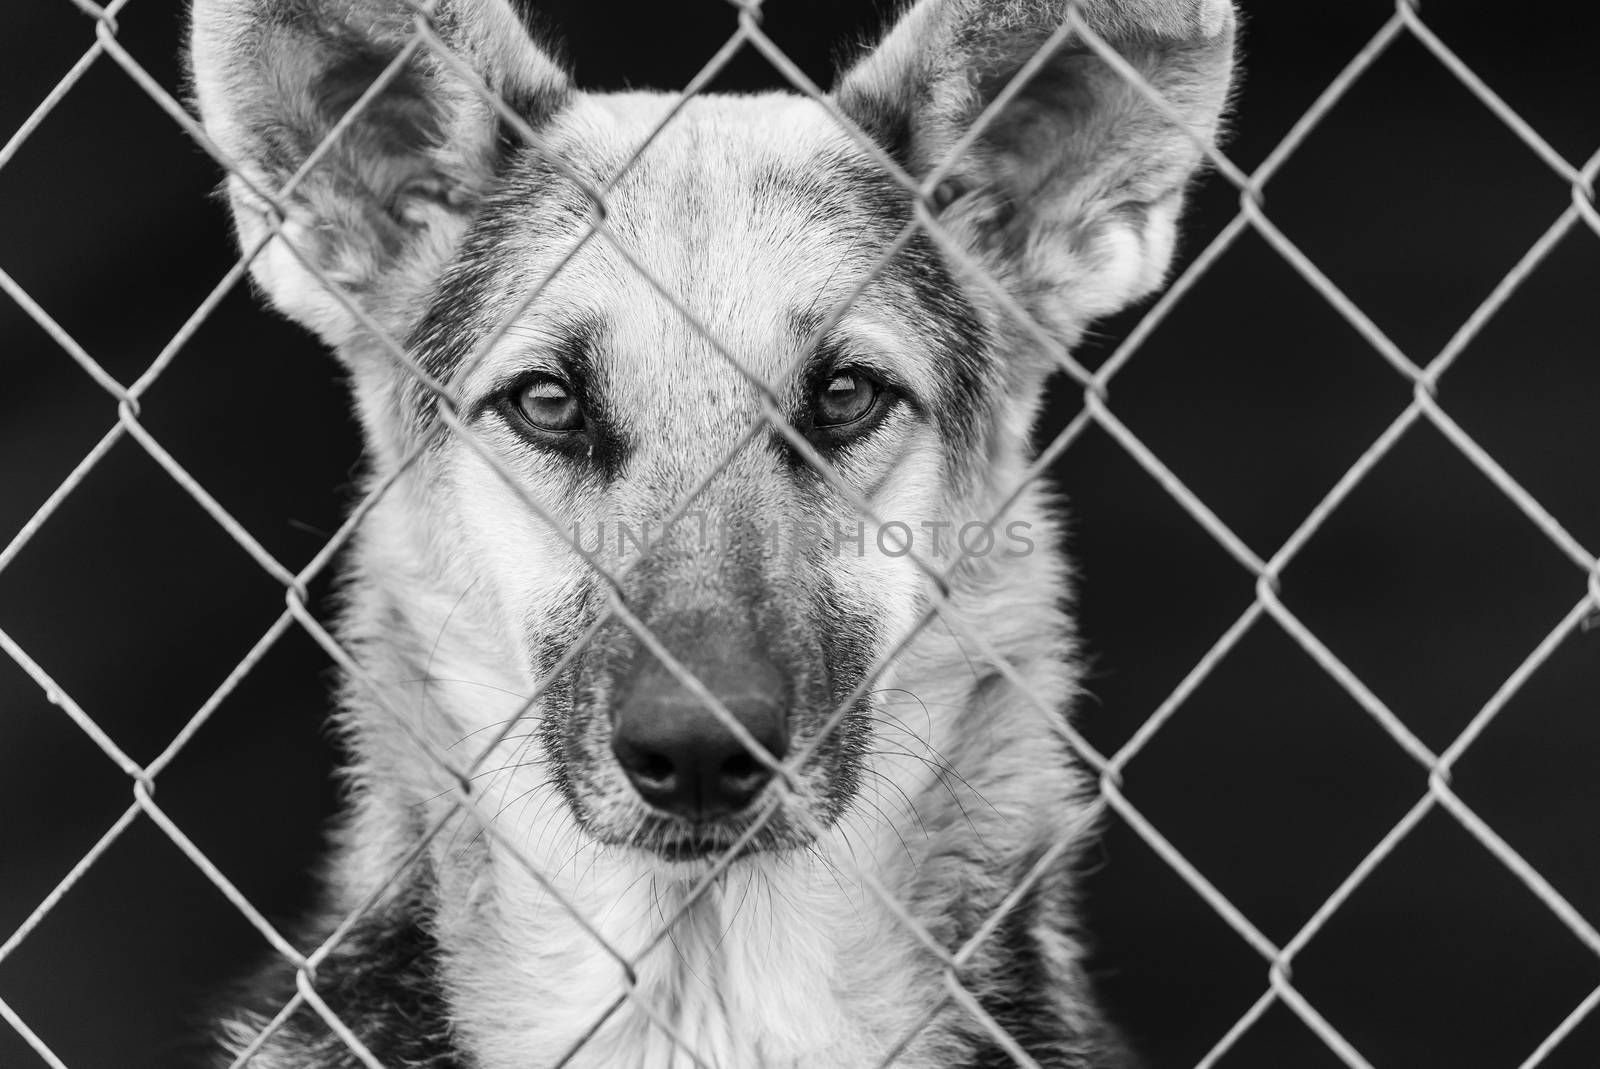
[[856, 770, 930, 857], [443, 712, 540, 751], [417, 581, 478, 721]]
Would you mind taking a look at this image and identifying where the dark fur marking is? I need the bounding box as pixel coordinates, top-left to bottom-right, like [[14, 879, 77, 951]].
[[897, 228, 993, 460], [470, 313, 632, 482], [848, 89, 917, 174], [834, 156, 993, 461], [547, 314, 629, 481], [807, 577, 877, 826], [958, 849, 1136, 1069], [773, 150, 995, 469], [403, 146, 590, 427], [216, 883, 462, 1068]]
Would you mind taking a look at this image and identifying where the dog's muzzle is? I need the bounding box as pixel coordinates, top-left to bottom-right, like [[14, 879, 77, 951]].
[[610, 631, 790, 822]]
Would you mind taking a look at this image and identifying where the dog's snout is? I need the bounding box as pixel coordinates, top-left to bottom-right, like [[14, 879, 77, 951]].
[[611, 642, 789, 822]]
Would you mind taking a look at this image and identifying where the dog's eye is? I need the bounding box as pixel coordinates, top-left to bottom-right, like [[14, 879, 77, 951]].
[[514, 377, 583, 432], [814, 370, 879, 428]]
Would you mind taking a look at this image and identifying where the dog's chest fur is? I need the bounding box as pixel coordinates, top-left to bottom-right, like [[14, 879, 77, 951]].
[[234, 840, 1084, 1069], [445, 869, 936, 1068]]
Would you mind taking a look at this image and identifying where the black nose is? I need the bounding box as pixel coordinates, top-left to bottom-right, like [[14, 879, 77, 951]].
[[611, 639, 789, 821]]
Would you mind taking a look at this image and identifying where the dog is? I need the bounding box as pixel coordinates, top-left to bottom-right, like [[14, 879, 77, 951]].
[[187, 0, 1235, 1065]]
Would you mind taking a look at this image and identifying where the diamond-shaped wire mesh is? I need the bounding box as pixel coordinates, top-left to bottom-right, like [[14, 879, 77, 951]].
[[2, 1, 1598, 1067]]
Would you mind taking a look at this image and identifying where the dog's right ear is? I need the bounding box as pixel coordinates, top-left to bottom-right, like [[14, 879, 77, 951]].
[[189, 0, 570, 349]]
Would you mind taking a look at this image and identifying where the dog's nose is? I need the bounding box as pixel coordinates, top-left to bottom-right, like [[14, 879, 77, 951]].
[[611, 641, 789, 821]]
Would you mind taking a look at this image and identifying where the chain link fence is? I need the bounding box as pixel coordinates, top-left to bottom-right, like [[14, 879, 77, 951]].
[[2, 1, 1598, 1066]]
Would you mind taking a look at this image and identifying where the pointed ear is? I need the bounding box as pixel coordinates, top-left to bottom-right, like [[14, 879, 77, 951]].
[[189, 0, 571, 349], [834, 0, 1236, 341]]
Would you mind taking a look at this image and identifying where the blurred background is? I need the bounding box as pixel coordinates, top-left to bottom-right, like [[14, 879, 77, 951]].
[[2, 2, 1597, 1066]]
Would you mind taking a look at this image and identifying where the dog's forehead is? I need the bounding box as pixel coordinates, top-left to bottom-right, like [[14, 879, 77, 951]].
[[593, 95, 873, 379], [473, 92, 938, 441]]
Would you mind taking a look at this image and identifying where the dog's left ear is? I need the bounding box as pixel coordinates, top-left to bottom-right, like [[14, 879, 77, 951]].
[[834, 0, 1236, 339]]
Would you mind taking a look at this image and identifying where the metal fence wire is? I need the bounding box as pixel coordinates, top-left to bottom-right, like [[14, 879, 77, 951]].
[[2, 0, 1599, 1067]]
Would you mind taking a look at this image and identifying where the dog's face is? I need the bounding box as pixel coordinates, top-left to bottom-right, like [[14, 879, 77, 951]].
[[190, 0, 1234, 862], [431, 96, 971, 858]]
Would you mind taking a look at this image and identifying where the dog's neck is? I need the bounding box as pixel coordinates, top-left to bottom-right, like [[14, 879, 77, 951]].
[[433, 827, 948, 1067], [315, 497, 1088, 1068]]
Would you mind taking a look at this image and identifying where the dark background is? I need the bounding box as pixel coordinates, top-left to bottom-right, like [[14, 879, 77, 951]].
[[3, 2, 1598, 1067]]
